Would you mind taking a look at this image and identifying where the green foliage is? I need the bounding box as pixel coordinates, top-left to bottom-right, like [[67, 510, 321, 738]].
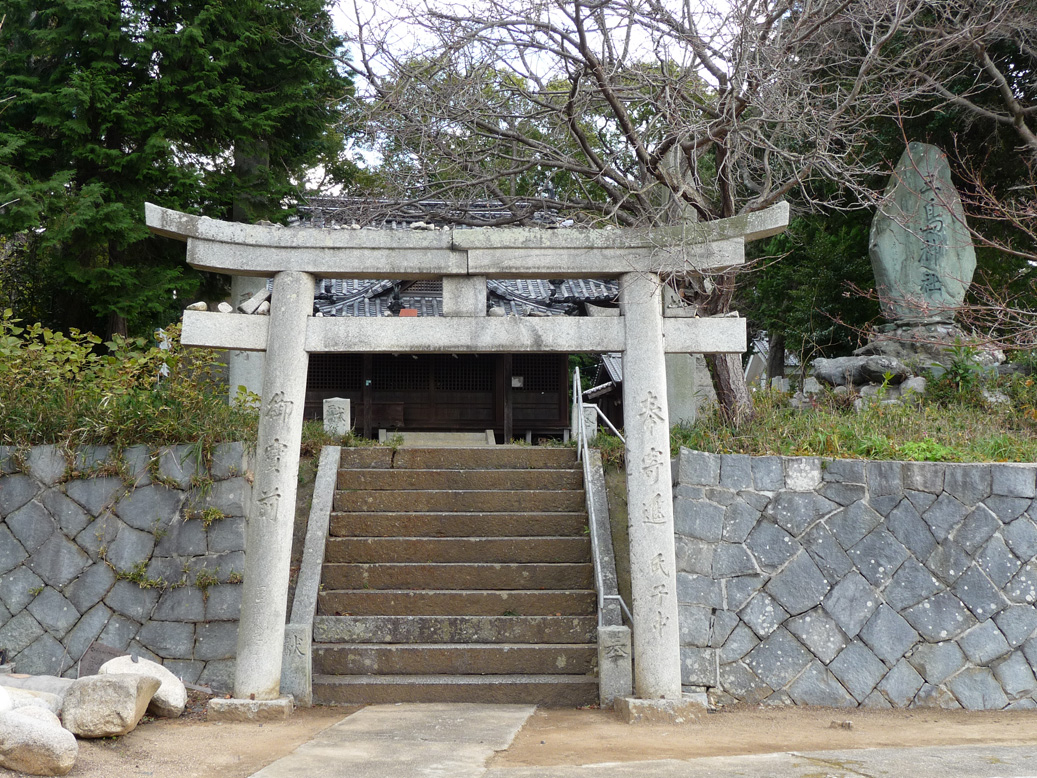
[[0, 311, 258, 448], [114, 561, 167, 590]]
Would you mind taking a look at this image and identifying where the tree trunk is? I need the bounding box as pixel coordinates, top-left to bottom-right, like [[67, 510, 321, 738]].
[[766, 332, 786, 383], [706, 352, 754, 427], [107, 311, 128, 339]]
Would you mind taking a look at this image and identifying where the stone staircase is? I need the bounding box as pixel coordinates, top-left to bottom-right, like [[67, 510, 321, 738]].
[[311, 447, 600, 706]]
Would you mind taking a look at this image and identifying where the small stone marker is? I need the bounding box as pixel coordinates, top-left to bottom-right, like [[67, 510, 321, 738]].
[[869, 142, 976, 325], [323, 398, 352, 436]]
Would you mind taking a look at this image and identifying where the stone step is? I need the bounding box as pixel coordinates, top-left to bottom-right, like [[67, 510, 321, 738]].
[[334, 489, 585, 513], [313, 642, 597, 676], [312, 673, 598, 706], [313, 614, 597, 644], [329, 511, 589, 538], [340, 447, 578, 471], [338, 468, 583, 491], [319, 589, 596, 617], [322, 562, 594, 591], [324, 536, 591, 564]]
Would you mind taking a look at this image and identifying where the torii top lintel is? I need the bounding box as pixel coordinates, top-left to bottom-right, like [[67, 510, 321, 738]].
[[144, 202, 789, 280]]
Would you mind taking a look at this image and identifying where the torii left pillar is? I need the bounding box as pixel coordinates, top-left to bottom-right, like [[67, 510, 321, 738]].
[[234, 271, 314, 701]]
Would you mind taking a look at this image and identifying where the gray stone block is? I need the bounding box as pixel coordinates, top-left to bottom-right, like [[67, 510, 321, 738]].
[[98, 613, 141, 651], [860, 604, 919, 665], [17, 631, 71, 676], [681, 647, 717, 686], [871, 494, 903, 517], [977, 534, 1022, 588], [867, 461, 903, 497], [158, 445, 199, 489], [675, 537, 714, 576], [912, 682, 962, 709], [828, 501, 883, 550], [719, 622, 760, 663], [64, 477, 125, 518], [27, 587, 80, 637], [986, 496, 1031, 523], [740, 592, 790, 639], [0, 446, 17, 474], [878, 658, 925, 706], [711, 610, 740, 647], [829, 641, 888, 702], [995, 605, 1037, 647], [886, 499, 937, 559], [189, 479, 251, 519], [1007, 698, 1037, 710], [909, 641, 967, 685], [765, 552, 830, 616], [947, 667, 1008, 710], [719, 454, 752, 490], [953, 565, 1006, 621], [848, 528, 910, 588], [885, 558, 942, 612], [678, 450, 720, 486], [0, 476, 39, 518], [823, 572, 879, 638], [125, 641, 163, 665], [740, 490, 772, 512], [745, 628, 812, 691], [27, 533, 91, 589], [40, 489, 91, 537], [0, 610, 44, 654], [198, 659, 236, 693], [73, 445, 111, 472], [155, 519, 207, 557], [26, 446, 67, 486], [993, 651, 1037, 698], [64, 562, 116, 613], [993, 464, 1037, 498], [751, 457, 784, 491], [678, 605, 712, 647], [0, 525, 27, 576], [1003, 517, 1037, 559], [787, 660, 856, 707], [903, 461, 945, 493], [64, 602, 113, 664], [105, 523, 156, 574], [905, 489, 938, 514], [822, 459, 866, 484], [196, 621, 239, 661], [5, 500, 55, 552], [212, 442, 247, 479], [944, 465, 992, 506], [923, 494, 969, 542], [765, 491, 837, 537], [722, 500, 761, 544], [0, 566, 44, 614], [926, 540, 971, 586], [703, 488, 736, 507], [711, 543, 756, 578], [204, 584, 242, 621], [725, 575, 766, 611], [784, 458, 821, 491], [104, 580, 160, 623], [863, 690, 893, 708], [676, 573, 721, 608], [207, 516, 246, 554], [819, 482, 866, 507], [163, 659, 204, 685], [958, 619, 1011, 665], [146, 557, 186, 588], [136, 620, 195, 659], [74, 512, 123, 561], [801, 523, 853, 581], [114, 484, 185, 531], [673, 485, 705, 502], [954, 505, 1001, 554], [153, 587, 206, 622], [786, 607, 847, 664], [1023, 636, 1037, 668], [121, 445, 153, 487], [1008, 563, 1037, 605], [674, 499, 724, 542], [718, 661, 771, 704], [746, 521, 799, 572], [903, 592, 976, 641]]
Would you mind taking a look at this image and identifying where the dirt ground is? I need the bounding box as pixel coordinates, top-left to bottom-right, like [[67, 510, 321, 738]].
[[10, 694, 1037, 777]]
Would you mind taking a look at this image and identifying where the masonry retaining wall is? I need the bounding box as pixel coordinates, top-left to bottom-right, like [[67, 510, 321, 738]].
[[674, 449, 1037, 710], [0, 443, 249, 690]]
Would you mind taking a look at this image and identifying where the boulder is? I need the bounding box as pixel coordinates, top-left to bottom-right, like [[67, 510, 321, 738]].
[[7, 689, 62, 716], [812, 355, 910, 387], [0, 675, 73, 703], [99, 656, 186, 718], [0, 686, 10, 714], [60, 673, 160, 738], [0, 708, 78, 776]]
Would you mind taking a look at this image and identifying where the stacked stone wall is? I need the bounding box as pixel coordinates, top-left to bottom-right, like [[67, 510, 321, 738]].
[[0, 444, 249, 691], [674, 449, 1037, 709]]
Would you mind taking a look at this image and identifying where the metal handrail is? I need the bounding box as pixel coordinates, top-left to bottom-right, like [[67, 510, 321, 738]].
[[573, 367, 633, 627]]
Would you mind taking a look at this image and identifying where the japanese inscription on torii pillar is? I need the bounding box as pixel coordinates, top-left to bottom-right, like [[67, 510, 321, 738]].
[[146, 201, 788, 704]]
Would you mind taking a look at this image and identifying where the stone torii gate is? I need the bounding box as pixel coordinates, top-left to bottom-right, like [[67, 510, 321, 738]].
[[146, 202, 788, 710]]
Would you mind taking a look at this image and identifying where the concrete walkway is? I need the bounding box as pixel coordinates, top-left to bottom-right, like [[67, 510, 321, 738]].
[[250, 704, 1037, 778]]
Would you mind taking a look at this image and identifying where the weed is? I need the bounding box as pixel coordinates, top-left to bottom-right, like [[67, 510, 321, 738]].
[[28, 585, 44, 596], [227, 570, 243, 584], [113, 561, 167, 589], [197, 506, 226, 530], [194, 569, 220, 601]]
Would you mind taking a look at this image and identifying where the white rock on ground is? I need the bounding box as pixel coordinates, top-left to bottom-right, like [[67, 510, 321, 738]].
[[61, 673, 161, 738], [99, 656, 187, 718], [0, 676, 74, 700], [7, 689, 62, 716], [0, 686, 11, 714], [0, 708, 78, 776]]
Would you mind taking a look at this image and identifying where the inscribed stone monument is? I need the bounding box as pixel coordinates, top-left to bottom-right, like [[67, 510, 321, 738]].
[[869, 142, 976, 325]]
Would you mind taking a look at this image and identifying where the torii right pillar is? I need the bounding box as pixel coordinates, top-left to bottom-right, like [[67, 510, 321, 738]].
[[620, 270, 684, 705]]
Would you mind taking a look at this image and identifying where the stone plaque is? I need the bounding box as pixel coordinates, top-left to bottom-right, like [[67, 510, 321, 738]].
[[869, 143, 976, 324], [323, 398, 352, 436]]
